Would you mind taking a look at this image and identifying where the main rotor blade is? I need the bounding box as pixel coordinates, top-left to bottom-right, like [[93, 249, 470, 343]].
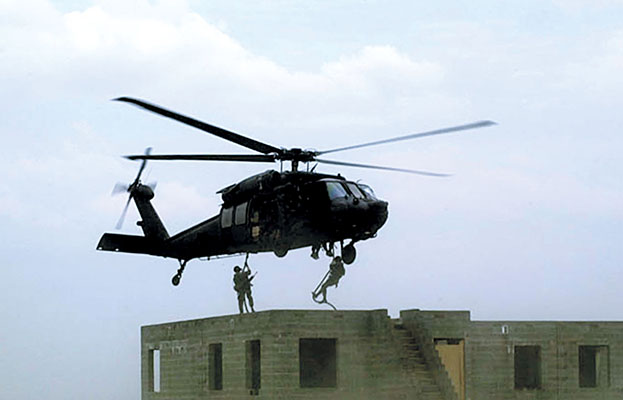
[[114, 97, 282, 155], [124, 154, 276, 162], [317, 120, 496, 155], [316, 158, 451, 177]]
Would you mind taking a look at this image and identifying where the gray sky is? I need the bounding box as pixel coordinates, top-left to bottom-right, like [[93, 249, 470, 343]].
[[2, 0, 623, 398]]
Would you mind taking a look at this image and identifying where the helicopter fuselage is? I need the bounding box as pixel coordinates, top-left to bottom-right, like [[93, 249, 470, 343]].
[[97, 170, 388, 262]]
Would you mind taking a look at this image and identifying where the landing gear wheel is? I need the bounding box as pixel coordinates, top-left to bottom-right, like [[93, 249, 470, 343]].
[[342, 245, 356, 265], [274, 248, 288, 258], [171, 259, 187, 286]]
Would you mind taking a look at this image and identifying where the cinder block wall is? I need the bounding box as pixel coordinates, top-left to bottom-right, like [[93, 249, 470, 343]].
[[401, 310, 623, 400], [467, 321, 623, 400], [141, 309, 422, 400]]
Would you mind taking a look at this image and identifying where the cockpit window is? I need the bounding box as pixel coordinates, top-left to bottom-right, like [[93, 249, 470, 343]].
[[346, 183, 365, 199], [358, 184, 377, 199], [326, 181, 348, 200]]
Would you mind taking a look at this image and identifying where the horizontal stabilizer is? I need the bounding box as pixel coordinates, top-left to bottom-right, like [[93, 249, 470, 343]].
[[96, 233, 160, 256]]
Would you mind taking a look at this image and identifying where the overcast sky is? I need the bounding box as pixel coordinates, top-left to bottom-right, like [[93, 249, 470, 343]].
[[2, 0, 623, 398]]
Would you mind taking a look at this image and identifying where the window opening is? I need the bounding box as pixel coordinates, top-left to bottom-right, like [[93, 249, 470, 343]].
[[514, 346, 541, 389], [579, 345, 609, 388], [299, 338, 337, 388], [325, 182, 348, 200], [221, 207, 233, 228], [208, 343, 223, 390], [246, 340, 261, 394], [235, 202, 248, 225], [149, 349, 161, 393]]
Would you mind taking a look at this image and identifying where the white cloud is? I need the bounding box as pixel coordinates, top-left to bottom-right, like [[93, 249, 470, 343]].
[[1, 1, 450, 122], [322, 45, 444, 91]]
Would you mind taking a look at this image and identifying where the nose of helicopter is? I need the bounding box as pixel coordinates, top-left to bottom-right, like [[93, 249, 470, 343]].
[[371, 200, 389, 231]]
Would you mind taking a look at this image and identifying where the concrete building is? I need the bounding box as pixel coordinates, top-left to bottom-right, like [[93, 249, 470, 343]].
[[141, 309, 623, 399]]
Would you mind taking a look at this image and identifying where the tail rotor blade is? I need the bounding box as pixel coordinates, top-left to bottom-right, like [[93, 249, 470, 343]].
[[132, 147, 152, 185], [112, 183, 129, 196], [115, 195, 132, 230]]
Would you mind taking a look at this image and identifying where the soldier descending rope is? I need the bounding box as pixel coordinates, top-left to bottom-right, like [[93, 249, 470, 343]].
[[312, 256, 345, 309], [233, 254, 256, 314]]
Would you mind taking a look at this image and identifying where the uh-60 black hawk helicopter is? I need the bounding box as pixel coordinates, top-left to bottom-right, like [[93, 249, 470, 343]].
[[96, 97, 495, 286]]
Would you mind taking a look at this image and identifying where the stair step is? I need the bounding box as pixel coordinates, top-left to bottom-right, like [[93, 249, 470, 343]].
[[404, 364, 427, 371], [401, 354, 426, 362], [388, 319, 450, 400]]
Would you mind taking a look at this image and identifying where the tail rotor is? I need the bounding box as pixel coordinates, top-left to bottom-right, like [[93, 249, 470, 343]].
[[112, 147, 153, 230]]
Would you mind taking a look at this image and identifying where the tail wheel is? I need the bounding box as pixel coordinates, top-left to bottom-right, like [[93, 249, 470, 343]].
[[342, 244, 356, 264]]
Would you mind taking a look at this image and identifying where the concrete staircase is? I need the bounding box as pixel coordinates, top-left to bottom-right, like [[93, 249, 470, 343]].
[[390, 319, 457, 400]]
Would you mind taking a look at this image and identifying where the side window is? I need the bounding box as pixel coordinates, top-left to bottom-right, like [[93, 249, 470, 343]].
[[326, 182, 348, 200], [235, 202, 248, 225], [221, 207, 233, 228]]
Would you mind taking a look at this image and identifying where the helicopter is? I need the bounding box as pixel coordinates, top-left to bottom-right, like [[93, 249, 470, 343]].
[[96, 97, 495, 285]]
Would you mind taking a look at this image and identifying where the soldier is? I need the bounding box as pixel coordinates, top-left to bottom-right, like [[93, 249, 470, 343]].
[[233, 264, 255, 314], [313, 256, 345, 303]]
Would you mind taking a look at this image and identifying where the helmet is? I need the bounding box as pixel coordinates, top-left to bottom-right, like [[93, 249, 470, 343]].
[[233, 266, 241, 272]]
